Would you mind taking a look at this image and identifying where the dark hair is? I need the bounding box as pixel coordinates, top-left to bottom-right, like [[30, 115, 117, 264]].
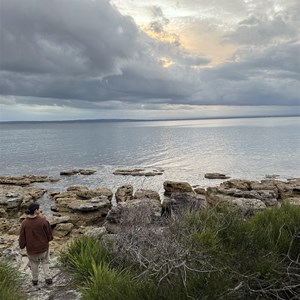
[[26, 203, 40, 215]]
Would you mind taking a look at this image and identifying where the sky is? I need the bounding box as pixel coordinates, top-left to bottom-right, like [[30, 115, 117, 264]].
[[0, 0, 299, 121]]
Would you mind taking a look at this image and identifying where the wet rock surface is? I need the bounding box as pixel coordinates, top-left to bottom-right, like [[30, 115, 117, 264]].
[[113, 168, 163, 176], [1, 175, 300, 299], [0, 175, 59, 186], [60, 169, 97, 176], [204, 173, 230, 179]]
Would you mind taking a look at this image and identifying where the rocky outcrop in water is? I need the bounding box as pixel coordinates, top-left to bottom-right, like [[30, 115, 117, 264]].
[[113, 168, 163, 176], [60, 169, 96, 176], [0, 175, 59, 186], [204, 173, 230, 179]]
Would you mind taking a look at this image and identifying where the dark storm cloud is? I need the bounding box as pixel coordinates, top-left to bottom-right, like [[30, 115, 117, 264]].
[[0, 0, 299, 115], [0, 0, 201, 105], [0, 0, 138, 76]]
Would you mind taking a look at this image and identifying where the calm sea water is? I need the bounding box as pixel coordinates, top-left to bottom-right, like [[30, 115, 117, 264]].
[[0, 116, 299, 197]]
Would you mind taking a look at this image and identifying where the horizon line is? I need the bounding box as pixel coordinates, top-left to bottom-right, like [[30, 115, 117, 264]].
[[0, 113, 299, 124]]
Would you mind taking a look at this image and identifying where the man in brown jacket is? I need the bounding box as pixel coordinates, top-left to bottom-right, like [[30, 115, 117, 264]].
[[19, 202, 53, 286]]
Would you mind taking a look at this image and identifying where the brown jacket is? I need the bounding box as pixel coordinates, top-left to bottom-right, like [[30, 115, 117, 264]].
[[19, 215, 53, 255]]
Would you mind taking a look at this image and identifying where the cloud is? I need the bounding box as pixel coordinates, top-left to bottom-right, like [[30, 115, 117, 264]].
[[224, 5, 299, 45], [0, 0, 209, 103], [0, 0, 139, 77], [0, 0, 299, 121]]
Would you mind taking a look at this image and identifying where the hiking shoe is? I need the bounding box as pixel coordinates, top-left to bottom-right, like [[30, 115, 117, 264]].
[[45, 278, 53, 285], [32, 280, 38, 286]]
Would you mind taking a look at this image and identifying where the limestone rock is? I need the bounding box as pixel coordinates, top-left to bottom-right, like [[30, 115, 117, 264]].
[[217, 187, 278, 203], [194, 187, 206, 195], [1, 248, 21, 265], [171, 192, 207, 214], [0, 208, 8, 218], [76, 188, 113, 201], [115, 184, 134, 202], [265, 174, 280, 179], [113, 168, 163, 176], [53, 187, 113, 202], [231, 198, 266, 210], [95, 188, 113, 201], [134, 189, 160, 201], [76, 190, 97, 199], [0, 175, 55, 186], [220, 179, 252, 191], [205, 173, 230, 179], [283, 197, 300, 205], [48, 215, 71, 226], [79, 169, 96, 175], [1, 193, 23, 209], [0, 185, 46, 215], [206, 187, 266, 211], [0, 218, 10, 232], [68, 198, 111, 212], [163, 181, 193, 196], [60, 169, 96, 176], [250, 181, 278, 196], [53, 223, 74, 237], [84, 226, 107, 237], [60, 169, 80, 176], [50, 186, 112, 227], [66, 186, 88, 192]]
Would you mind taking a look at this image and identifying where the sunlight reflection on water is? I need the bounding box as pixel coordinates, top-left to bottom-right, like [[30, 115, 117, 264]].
[[1, 117, 299, 200]]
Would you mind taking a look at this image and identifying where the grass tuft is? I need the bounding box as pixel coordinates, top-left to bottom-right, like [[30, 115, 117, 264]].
[[0, 260, 25, 300]]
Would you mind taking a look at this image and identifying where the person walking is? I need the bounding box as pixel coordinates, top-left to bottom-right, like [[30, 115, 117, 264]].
[[19, 202, 53, 286]]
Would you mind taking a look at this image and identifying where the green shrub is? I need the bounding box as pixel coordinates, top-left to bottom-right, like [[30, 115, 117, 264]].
[[59, 236, 112, 284], [60, 205, 300, 299], [59, 236, 155, 300], [0, 260, 25, 300], [169, 204, 300, 298], [81, 262, 146, 300]]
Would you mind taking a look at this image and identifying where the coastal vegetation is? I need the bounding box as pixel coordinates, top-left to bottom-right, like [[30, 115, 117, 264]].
[[59, 204, 300, 300], [0, 260, 25, 300]]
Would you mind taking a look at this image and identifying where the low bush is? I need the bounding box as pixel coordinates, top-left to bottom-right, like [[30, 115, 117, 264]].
[[60, 204, 300, 299], [81, 262, 145, 300], [0, 260, 25, 300], [59, 236, 112, 284]]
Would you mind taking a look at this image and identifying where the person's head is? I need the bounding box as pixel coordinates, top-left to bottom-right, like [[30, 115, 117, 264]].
[[26, 203, 40, 215]]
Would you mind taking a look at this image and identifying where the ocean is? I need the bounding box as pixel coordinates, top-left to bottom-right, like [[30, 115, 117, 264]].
[[0, 116, 299, 197]]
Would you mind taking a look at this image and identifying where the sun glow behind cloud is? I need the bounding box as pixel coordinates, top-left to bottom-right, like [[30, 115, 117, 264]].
[[0, 0, 299, 121]]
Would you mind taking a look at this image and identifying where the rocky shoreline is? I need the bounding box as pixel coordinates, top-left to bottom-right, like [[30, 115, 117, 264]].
[[0, 171, 299, 299]]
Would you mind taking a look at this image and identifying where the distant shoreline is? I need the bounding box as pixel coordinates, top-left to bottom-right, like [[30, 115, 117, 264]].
[[1, 114, 299, 124]]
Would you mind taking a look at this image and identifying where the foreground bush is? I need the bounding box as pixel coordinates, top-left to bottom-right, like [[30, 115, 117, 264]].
[[60, 204, 300, 299], [59, 236, 152, 300], [0, 260, 25, 300], [59, 236, 113, 283], [81, 262, 147, 300]]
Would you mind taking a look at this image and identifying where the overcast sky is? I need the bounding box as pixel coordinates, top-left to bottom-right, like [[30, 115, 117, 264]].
[[0, 0, 299, 121]]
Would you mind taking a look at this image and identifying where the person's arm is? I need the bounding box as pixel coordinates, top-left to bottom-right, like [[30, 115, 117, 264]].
[[44, 220, 53, 242], [19, 223, 26, 249]]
